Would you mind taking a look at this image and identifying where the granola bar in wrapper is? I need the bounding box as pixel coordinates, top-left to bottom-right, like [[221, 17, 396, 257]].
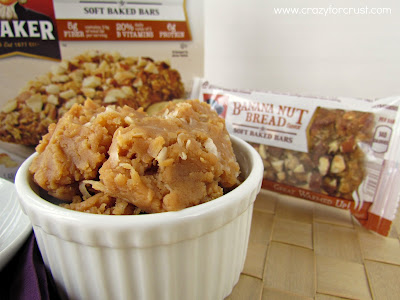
[[193, 78, 400, 236]]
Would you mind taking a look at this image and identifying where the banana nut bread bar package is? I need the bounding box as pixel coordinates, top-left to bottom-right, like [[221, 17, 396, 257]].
[[0, 0, 203, 181], [193, 79, 400, 236]]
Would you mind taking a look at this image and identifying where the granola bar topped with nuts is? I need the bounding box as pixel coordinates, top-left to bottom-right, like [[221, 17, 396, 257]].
[[256, 108, 374, 200], [0, 50, 185, 146]]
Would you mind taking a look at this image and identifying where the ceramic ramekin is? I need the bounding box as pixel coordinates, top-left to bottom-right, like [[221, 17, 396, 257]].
[[15, 135, 263, 300]]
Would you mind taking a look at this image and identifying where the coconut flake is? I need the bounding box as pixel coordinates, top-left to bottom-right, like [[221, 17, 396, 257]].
[[204, 138, 219, 158]]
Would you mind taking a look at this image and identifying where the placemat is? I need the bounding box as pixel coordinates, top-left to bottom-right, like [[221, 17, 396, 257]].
[[227, 190, 400, 300]]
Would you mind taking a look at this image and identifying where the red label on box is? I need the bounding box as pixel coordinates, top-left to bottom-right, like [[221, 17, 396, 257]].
[[52, 0, 192, 41], [56, 20, 191, 41]]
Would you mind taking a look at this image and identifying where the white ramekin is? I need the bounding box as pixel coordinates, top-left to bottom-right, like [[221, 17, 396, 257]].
[[15, 135, 263, 300]]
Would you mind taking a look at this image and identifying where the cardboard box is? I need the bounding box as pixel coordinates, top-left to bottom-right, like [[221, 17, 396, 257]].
[[0, 0, 204, 181]]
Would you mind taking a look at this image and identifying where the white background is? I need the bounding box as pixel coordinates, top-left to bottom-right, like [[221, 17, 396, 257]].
[[204, 0, 400, 99]]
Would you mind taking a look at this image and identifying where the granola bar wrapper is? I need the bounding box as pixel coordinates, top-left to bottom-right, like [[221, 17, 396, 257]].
[[193, 79, 400, 236]]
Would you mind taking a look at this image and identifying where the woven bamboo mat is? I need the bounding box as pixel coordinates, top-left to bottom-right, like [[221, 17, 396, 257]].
[[226, 190, 400, 300]]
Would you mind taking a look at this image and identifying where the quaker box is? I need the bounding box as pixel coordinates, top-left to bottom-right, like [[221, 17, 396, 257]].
[[0, 0, 204, 181]]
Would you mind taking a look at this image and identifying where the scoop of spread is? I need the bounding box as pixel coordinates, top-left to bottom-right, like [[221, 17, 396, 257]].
[[29, 99, 240, 214]]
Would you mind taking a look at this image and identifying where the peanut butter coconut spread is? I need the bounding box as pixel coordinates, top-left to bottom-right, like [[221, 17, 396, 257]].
[[29, 99, 240, 214], [0, 50, 184, 146]]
